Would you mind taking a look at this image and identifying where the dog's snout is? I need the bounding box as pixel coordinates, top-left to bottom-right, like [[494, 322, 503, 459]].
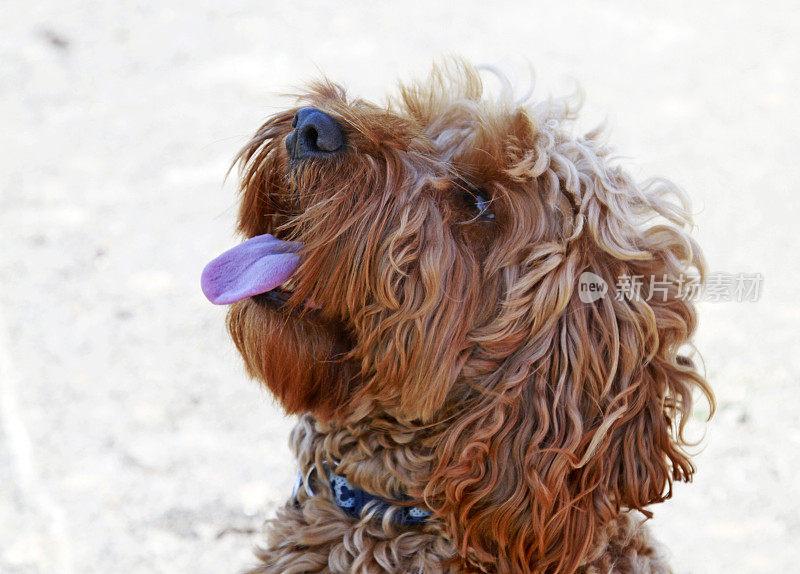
[[285, 107, 344, 160]]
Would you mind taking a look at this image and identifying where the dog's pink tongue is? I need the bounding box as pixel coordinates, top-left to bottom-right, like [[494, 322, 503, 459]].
[[201, 234, 301, 305]]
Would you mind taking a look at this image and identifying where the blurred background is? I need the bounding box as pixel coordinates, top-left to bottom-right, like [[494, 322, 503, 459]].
[[1, 1, 798, 572]]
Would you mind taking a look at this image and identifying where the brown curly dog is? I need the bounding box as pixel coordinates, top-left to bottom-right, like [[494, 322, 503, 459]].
[[201, 60, 713, 573]]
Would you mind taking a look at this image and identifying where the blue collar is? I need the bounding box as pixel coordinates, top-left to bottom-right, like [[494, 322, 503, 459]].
[[292, 468, 432, 525]]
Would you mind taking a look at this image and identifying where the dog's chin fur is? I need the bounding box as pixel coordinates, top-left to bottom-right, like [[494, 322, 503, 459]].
[[227, 298, 356, 420], [223, 58, 714, 574]]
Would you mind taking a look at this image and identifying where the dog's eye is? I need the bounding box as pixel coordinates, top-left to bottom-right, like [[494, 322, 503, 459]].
[[471, 193, 494, 219], [454, 179, 494, 220]]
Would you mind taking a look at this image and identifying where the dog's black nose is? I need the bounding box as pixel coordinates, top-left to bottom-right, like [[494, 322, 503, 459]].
[[285, 107, 344, 159]]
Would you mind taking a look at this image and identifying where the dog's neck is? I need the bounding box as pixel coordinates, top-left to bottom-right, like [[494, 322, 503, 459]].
[[282, 412, 668, 573], [289, 412, 436, 501]]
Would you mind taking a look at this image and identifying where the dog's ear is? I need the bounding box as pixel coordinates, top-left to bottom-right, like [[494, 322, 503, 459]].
[[426, 129, 714, 573]]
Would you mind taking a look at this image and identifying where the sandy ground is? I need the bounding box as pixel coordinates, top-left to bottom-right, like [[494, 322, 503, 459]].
[[1, 1, 798, 572]]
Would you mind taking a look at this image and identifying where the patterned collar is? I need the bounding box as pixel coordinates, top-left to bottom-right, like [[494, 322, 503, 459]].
[[292, 467, 432, 525]]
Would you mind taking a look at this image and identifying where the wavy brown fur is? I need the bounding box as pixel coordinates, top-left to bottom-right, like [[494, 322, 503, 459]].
[[225, 59, 713, 573]]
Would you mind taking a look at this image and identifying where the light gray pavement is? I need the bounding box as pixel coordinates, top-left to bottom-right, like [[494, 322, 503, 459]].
[[1, 1, 798, 572]]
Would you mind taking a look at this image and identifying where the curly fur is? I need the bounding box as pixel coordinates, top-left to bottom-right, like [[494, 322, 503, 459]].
[[224, 59, 713, 573]]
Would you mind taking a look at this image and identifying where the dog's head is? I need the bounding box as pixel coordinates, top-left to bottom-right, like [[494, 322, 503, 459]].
[[216, 61, 712, 573]]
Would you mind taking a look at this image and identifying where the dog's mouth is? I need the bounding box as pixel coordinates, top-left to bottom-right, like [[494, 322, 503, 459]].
[[251, 286, 293, 307], [201, 234, 302, 306], [250, 283, 322, 313]]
